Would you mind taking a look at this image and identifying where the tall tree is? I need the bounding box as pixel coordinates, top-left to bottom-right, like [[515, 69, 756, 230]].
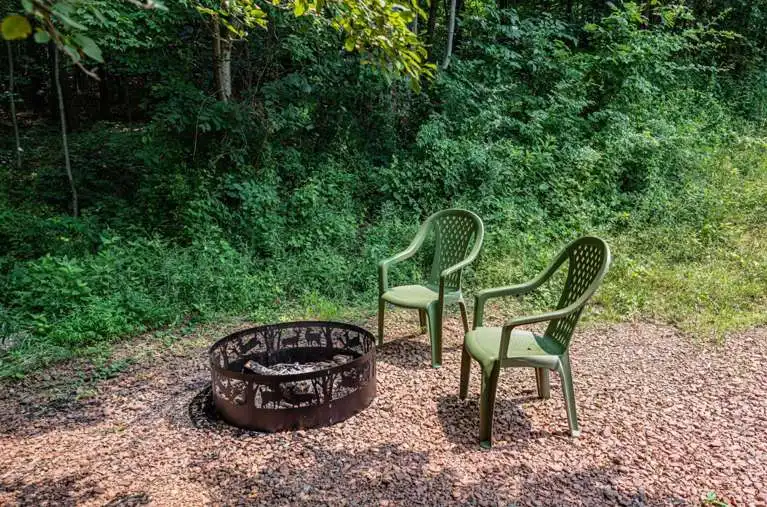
[[6, 40, 21, 169], [213, 18, 233, 101], [441, 0, 456, 68], [197, 0, 266, 101], [426, 0, 438, 57], [53, 48, 77, 217]]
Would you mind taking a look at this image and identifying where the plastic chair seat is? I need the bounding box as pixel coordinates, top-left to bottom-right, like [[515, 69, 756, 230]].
[[464, 327, 564, 368], [381, 284, 462, 309]]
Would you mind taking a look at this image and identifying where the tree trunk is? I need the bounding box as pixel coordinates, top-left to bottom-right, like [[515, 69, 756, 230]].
[[54, 49, 78, 218], [99, 66, 111, 120], [212, 17, 232, 101], [426, 0, 439, 57], [48, 42, 58, 120], [7, 41, 21, 170], [61, 60, 79, 131], [213, 17, 222, 99], [441, 0, 457, 69], [220, 36, 233, 101], [453, 0, 465, 53]]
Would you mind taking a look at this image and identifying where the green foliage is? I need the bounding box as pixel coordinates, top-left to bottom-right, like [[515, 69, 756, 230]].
[[3, 0, 431, 86], [1, 0, 117, 73], [324, 0, 433, 83], [0, 235, 283, 376], [196, 0, 268, 34], [598, 135, 767, 339], [1, 13, 31, 39], [2, 1, 767, 375], [702, 491, 731, 507]]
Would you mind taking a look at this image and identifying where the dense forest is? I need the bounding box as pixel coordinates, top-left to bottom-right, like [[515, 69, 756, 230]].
[[1, 0, 766, 376]]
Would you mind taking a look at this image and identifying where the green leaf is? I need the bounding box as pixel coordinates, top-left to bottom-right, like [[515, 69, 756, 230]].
[[92, 9, 107, 24], [33, 29, 50, 43], [63, 44, 81, 63], [21, 0, 34, 13], [195, 6, 218, 16], [73, 33, 103, 62], [1, 15, 32, 40], [51, 5, 87, 30]]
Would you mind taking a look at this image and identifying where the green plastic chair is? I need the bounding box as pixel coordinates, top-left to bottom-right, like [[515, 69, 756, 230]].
[[378, 209, 484, 368], [459, 236, 611, 448]]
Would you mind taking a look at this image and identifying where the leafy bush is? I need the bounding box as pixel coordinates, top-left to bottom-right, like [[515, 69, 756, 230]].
[[2, 2, 767, 375]]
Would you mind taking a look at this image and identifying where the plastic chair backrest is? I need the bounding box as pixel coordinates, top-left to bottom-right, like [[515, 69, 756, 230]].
[[544, 236, 611, 349], [426, 209, 484, 290]]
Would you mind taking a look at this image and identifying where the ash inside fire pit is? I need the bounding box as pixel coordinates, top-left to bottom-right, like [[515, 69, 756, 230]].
[[243, 355, 353, 376], [209, 321, 375, 432]]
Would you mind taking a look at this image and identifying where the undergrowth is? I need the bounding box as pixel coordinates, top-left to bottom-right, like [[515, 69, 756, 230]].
[[2, 3, 767, 377], [598, 136, 767, 338]]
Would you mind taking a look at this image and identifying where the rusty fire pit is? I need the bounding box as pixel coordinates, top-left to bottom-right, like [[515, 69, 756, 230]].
[[209, 321, 375, 432]]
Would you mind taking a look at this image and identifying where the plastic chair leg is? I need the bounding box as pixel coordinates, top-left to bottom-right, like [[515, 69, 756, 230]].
[[425, 301, 442, 368], [458, 300, 469, 333], [558, 353, 580, 437], [418, 309, 427, 334], [535, 368, 551, 399], [459, 343, 471, 399], [479, 361, 500, 448], [377, 298, 386, 348]]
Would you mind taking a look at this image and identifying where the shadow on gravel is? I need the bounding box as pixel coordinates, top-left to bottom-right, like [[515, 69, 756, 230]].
[[518, 467, 675, 506], [435, 394, 540, 449], [183, 385, 681, 505], [0, 394, 104, 437], [191, 442, 673, 506], [103, 491, 151, 506], [376, 334, 451, 370], [0, 473, 100, 506], [187, 384, 268, 439]]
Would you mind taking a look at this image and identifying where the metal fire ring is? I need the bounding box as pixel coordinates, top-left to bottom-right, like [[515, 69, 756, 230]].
[[209, 321, 376, 432]]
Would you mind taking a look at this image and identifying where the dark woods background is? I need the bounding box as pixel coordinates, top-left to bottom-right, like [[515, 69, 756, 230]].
[[1, 0, 766, 374]]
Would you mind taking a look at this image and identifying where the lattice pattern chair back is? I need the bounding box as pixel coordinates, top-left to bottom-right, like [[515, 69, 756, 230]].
[[427, 210, 482, 289], [544, 237, 610, 350]]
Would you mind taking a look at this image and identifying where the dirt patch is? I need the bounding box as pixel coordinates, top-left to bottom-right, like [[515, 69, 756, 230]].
[[0, 311, 766, 506]]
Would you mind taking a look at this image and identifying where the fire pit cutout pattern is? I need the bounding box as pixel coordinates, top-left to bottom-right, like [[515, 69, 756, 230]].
[[209, 321, 375, 432]]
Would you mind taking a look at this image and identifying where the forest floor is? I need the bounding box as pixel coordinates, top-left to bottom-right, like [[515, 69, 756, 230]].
[[0, 309, 765, 506]]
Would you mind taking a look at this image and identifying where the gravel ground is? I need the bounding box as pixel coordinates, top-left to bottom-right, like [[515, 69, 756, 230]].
[[1, 310, 766, 506]]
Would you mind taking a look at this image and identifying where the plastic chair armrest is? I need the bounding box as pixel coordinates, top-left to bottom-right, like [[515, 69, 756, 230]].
[[378, 226, 429, 295], [497, 303, 582, 359], [472, 281, 539, 329], [501, 306, 574, 330]]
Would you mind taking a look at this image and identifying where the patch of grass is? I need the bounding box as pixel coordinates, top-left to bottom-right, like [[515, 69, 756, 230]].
[[596, 137, 767, 340], [702, 491, 731, 507], [601, 227, 767, 339], [476, 136, 767, 341], [74, 357, 134, 400], [3, 127, 767, 379]]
